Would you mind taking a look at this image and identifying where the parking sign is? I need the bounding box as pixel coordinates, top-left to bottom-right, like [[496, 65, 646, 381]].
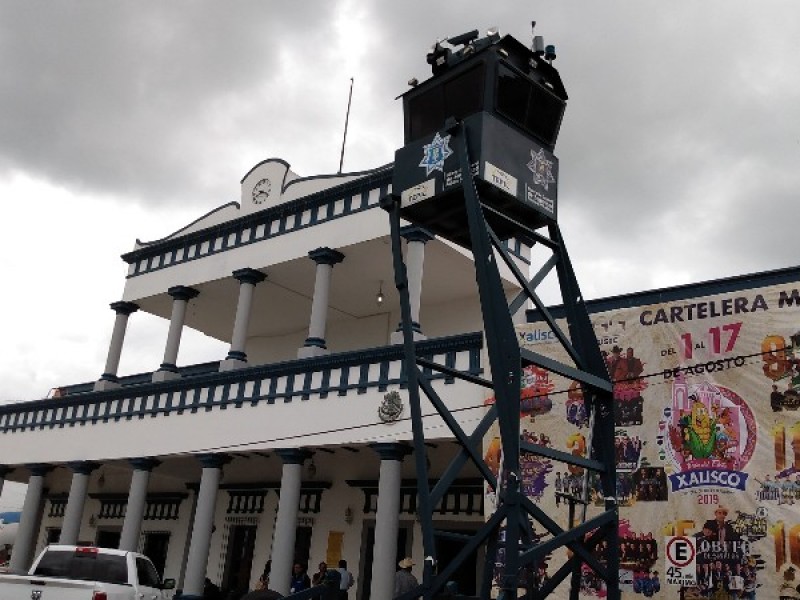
[[665, 535, 697, 586]]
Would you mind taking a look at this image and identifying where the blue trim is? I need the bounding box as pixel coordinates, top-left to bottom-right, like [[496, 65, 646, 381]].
[[275, 448, 311, 465], [370, 442, 412, 462], [303, 337, 327, 349], [378, 361, 390, 392], [284, 373, 295, 403], [400, 225, 435, 244], [338, 366, 350, 396], [27, 463, 53, 477], [129, 457, 160, 471], [320, 369, 331, 399], [239, 157, 292, 184], [67, 460, 100, 475], [394, 321, 422, 333], [308, 247, 345, 266], [197, 454, 230, 469], [0, 333, 483, 435], [357, 363, 369, 394], [525, 264, 800, 323], [267, 377, 278, 404], [444, 351, 456, 384], [109, 301, 139, 316], [501, 238, 531, 265], [232, 268, 267, 286], [167, 286, 199, 302]]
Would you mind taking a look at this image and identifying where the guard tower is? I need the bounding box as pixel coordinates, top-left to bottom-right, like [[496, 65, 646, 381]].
[[383, 26, 619, 599]]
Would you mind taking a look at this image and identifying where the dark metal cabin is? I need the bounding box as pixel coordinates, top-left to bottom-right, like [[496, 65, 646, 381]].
[[393, 32, 568, 248]]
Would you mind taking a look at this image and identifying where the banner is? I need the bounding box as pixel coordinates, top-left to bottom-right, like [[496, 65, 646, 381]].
[[485, 271, 800, 599]]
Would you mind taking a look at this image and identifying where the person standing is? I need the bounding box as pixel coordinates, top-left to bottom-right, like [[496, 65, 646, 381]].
[[771, 384, 785, 411], [336, 559, 354, 599], [394, 557, 419, 598], [289, 563, 311, 595], [312, 562, 328, 586], [554, 472, 562, 506]]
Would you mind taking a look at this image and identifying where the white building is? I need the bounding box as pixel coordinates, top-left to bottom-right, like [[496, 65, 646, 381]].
[[0, 157, 529, 599]]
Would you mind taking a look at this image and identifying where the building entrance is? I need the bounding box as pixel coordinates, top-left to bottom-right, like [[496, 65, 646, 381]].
[[222, 524, 258, 597], [96, 528, 121, 549], [294, 525, 313, 568], [142, 531, 170, 579], [436, 526, 481, 596], [358, 523, 411, 600]]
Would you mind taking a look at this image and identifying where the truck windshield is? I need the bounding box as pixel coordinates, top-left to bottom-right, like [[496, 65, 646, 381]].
[[32, 550, 128, 585]]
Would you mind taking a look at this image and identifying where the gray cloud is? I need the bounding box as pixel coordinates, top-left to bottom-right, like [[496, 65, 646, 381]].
[[1, 1, 799, 400], [0, 1, 341, 204]]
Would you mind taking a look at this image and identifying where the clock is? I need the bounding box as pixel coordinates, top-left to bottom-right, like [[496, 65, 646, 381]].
[[252, 178, 272, 204]]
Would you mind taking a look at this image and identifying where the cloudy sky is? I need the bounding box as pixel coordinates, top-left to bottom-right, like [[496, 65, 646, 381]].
[[0, 0, 798, 417]]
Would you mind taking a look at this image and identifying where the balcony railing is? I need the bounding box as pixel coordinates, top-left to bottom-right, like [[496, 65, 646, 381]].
[[121, 166, 393, 278], [0, 333, 483, 434]]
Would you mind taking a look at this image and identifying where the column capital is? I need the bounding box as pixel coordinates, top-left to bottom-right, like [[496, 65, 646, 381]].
[[26, 463, 54, 477], [0, 465, 12, 478], [109, 301, 139, 316], [129, 457, 161, 472], [308, 247, 345, 266], [66, 461, 101, 475], [232, 268, 267, 286], [399, 225, 435, 244], [275, 448, 312, 465], [370, 442, 412, 462], [168, 285, 200, 301], [196, 453, 231, 469]]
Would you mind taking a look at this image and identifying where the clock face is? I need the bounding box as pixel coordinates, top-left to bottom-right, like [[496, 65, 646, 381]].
[[252, 178, 272, 204]]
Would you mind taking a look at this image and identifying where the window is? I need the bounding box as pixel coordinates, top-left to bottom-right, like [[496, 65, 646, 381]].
[[496, 63, 565, 146], [407, 64, 486, 142], [33, 549, 128, 585], [136, 556, 162, 588]]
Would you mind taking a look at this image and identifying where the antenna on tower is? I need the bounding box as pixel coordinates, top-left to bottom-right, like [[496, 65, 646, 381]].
[[338, 77, 354, 174], [532, 20, 545, 56]]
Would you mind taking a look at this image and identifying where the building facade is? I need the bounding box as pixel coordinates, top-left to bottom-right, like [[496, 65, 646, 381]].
[[0, 158, 530, 599], [3, 155, 799, 599]]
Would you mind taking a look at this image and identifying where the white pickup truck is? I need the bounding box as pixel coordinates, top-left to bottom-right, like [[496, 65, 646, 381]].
[[0, 544, 176, 600]]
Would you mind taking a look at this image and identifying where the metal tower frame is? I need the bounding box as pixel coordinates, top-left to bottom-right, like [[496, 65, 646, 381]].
[[382, 118, 620, 600]]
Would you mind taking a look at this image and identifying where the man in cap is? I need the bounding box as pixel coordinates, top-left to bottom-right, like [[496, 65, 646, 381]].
[[702, 505, 739, 543], [394, 557, 419, 598]]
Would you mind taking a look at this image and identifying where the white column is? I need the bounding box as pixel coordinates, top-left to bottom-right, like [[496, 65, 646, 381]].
[[220, 268, 267, 372], [59, 462, 98, 545], [153, 286, 199, 382], [298, 248, 344, 358], [369, 443, 411, 600], [269, 449, 310, 595], [10, 464, 51, 572], [391, 227, 434, 344], [95, 301, 139, 391], [119, 458, 160, 551], [181, 454, 228, 599]]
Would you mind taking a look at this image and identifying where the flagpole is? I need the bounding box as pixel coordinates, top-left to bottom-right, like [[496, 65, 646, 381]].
[[338, 77, 354, 174]]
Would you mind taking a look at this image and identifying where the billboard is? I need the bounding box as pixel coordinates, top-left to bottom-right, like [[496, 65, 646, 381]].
[[485, 268, 800, 599]]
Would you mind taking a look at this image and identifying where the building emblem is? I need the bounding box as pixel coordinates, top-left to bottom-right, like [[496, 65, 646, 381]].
[[419, 132, 453, 176], [378, 390, 404, 423], [526, 148, 556, 190]]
